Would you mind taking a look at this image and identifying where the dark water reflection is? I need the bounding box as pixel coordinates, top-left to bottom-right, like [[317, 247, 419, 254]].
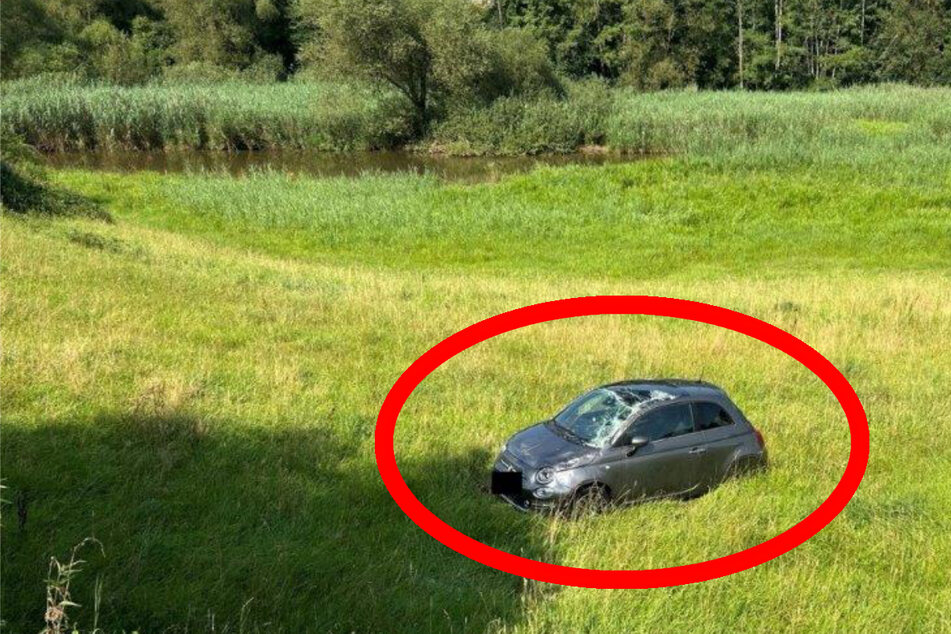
[[44, 150, 642, 182]]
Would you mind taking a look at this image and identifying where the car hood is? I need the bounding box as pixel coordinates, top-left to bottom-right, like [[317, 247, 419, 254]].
[[506, 422, 596, 470]]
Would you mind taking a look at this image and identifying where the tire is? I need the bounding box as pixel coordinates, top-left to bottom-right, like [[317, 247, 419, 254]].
[[727, 455, 765, 479], [565, 484, 611, 517], [678, 483, 710, 501]]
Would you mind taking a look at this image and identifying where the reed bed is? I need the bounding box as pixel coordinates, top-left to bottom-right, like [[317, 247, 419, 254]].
[[2, 78, 411, 152], [5, 79, 950, 157], [433, 83, 951, 157]]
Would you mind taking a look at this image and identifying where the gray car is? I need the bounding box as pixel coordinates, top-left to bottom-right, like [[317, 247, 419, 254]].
[[491, 380, 767, 512]]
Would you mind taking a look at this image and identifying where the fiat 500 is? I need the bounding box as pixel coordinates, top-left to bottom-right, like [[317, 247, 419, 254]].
[[491, 380, 767, 512]]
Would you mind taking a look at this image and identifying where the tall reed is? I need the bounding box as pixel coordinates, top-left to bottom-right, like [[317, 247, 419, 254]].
[[2, 78, 412, 152]]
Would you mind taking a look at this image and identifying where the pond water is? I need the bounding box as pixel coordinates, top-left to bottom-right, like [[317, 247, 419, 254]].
[[44, 150, 643, 182]]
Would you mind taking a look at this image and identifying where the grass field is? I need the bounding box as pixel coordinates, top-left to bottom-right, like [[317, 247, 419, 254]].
[[3, 90, 951, 632]]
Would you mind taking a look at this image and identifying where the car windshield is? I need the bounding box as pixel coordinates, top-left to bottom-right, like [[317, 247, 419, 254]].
[[552, 386, 672, 448]]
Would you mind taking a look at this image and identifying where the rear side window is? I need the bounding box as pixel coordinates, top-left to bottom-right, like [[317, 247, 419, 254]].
[[632, 404, 695, 441], [693, 402, 735, 430]]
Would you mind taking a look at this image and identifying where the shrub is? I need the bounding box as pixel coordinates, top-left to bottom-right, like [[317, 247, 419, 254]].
[[296, 0, 558, 131], [429, 79, 611, 155]]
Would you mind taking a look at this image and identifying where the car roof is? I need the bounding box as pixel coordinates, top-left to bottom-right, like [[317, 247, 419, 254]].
[[600, 379, 726, 400]]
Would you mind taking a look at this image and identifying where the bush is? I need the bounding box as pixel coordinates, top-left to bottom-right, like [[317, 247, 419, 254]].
[[429, 79, 611, 155], [297, 0, 559, 130], [5, 42, 86, 80], [471, 28, 563, 102]]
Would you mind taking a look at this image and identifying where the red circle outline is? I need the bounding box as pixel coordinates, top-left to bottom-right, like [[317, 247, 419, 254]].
[[375, 296, 869, 588]]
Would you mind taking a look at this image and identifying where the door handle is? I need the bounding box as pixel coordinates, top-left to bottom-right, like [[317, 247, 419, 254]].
[[689, 447, 707, 454]]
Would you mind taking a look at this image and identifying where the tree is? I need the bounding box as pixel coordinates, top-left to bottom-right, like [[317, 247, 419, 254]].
[[875, 0, 951, 84], [775, 0, 784, 69], [305, 0, 433, 130], [159, 0, 258, 68], [0, 0, 67, 77], [156, 0, 293, 75], [620, 0, 689, 89], [737, 0, 745, 87], [297, 0, 558, 132], [497, 0, 628, 77], [78, 16, 171, 84], [4, 0, 950, 89]]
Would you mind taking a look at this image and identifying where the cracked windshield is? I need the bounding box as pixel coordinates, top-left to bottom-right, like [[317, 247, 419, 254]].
[[552, 387, 674, 447]]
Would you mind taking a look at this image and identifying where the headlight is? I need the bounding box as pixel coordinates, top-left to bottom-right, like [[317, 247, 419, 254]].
[[534, 467, 555, 484], [533, 487, 554, 499]]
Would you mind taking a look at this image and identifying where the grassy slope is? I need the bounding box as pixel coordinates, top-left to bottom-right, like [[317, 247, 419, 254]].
[[3, 96, 951, 632]]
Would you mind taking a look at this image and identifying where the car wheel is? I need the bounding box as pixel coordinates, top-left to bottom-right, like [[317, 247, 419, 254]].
[[678, 483, 709, 501], [566, 484, 611, 517], [727, 455, 765, 479]]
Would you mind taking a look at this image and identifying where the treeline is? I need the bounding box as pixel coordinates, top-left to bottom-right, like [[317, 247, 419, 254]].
[[3, 0, 949, 90], [497, 0, 951, 89]]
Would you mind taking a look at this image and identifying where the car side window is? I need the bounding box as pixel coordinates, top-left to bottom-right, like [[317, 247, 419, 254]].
[[693, 402, 735, 430], [631, 403, 695, 442]]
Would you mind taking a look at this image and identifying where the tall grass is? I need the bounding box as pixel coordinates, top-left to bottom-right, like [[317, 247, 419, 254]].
[[2, 77, 413, 151], [430, 83, 951, 157], [604, 84, 951, 163], [5, 79, 950, 156]]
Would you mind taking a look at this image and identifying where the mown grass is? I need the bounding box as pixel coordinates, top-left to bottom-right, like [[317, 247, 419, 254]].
[[3, 94, 951, 632]]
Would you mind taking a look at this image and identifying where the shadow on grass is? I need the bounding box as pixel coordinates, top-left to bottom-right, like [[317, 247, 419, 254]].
[[0, 161, 110, 221], [2, 413, 556, 633]]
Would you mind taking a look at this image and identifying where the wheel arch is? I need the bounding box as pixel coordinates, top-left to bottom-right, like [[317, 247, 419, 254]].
[[572, 480, 612, 498]]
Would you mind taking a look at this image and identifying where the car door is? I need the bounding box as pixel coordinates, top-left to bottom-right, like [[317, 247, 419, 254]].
[[691, 400, 745, 485], [601, 403, 705, 501]]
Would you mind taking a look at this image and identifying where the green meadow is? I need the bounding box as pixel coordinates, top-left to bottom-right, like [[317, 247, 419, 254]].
[[3, 87, 951, 632]]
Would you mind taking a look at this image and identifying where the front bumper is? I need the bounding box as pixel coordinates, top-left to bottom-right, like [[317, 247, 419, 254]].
[[498, 491, 561, 512], [492, 452, 570, 512]]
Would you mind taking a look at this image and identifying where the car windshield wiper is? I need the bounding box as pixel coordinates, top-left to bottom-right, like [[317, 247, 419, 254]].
[[550, 420, 586, 445]]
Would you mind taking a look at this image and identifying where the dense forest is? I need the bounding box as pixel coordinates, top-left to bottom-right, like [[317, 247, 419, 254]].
[[3, 0, 949, 91]]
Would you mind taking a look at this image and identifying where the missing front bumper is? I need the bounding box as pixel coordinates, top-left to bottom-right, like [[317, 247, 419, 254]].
[[496, 490, 562, 513]]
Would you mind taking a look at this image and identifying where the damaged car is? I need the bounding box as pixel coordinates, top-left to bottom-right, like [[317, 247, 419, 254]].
[[491, 380, 767, 512]]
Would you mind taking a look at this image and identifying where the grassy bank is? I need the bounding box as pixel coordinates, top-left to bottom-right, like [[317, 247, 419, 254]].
[[3, 108, 951, 631], [5, 80, 950, 156], [46, 157, 951, 277]]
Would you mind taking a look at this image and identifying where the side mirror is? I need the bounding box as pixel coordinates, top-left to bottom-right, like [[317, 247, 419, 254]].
[[625, 436, 649, 456]]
